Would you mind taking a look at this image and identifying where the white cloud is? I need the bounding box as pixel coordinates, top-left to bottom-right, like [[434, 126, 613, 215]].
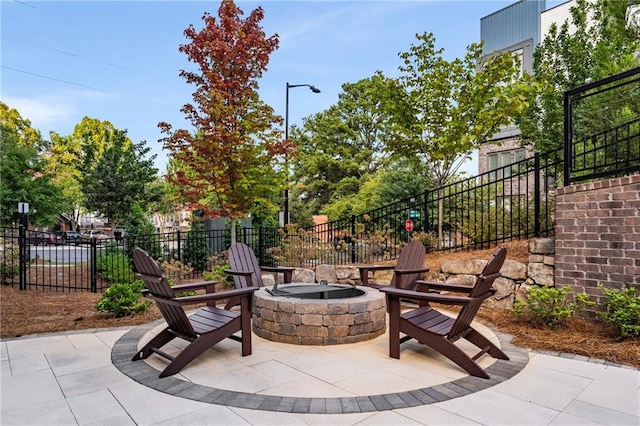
[[3, 95, 75, 129]]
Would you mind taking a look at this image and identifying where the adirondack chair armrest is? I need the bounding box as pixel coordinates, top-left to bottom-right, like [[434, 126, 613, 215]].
[[358, 265, 395, 272], [260, 266, 294, 272], [171, 281, 218, 293], [260, 266, 294, 283], [224, 269, 253, 277], [414, 281, 474, 293], [166, 286, 259, 306], [380, 286, 474, 306], [394, 267, 430, 274]]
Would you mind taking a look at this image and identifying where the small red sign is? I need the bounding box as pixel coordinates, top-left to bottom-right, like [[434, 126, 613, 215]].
[[404, 219, 414, 232]]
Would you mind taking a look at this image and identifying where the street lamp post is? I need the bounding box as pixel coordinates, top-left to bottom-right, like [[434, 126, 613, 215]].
[[283, 82, 321, 226]]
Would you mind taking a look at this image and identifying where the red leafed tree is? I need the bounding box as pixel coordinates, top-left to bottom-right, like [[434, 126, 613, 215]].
[[159, 0, 289, 241]]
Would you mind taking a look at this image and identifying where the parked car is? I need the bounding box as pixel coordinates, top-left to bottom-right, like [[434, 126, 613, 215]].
[[27, 231, 63, 245], [55, 230, 82, 245], [81, 230, 110, 241]]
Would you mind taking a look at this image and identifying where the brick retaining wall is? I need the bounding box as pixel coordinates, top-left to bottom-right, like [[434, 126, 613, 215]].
[[555, 174, 640, 306]]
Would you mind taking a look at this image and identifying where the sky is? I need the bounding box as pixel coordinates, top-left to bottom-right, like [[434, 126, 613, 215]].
[[2, 0, 563, 175]]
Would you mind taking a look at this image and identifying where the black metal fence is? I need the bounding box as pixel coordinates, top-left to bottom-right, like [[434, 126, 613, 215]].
[[288, 149, 561, 267], [0, 147, 562, 291], [564, 67, 640, 185], [0, 227, 281, 292]]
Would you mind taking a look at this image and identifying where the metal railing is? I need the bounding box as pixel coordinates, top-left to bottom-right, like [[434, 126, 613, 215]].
[[564, 67, 640, 185]]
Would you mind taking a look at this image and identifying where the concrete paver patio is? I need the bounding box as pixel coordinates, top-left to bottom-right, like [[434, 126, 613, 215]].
[[1, 318, 638, 425]]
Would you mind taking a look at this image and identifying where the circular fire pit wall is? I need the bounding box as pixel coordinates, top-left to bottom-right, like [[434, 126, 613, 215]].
[[252, 284, 386, 345]]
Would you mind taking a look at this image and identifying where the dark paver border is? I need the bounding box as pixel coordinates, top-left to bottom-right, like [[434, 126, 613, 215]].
[[111, 320, 528, 414]]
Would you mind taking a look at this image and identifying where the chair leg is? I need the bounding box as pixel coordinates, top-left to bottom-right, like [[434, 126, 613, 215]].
[[159, 328, 233, 378], [132, 328, 175, 361], [425, 334, 491, 379], [402, 321, 491, 379], [387, 295, 401, 359], [240, 296, 252, 356], [465, 328, 509, 360]]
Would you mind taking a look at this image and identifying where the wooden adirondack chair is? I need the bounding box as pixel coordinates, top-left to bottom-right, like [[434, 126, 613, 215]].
[[358, 240, 429, 290], [380, 246, 509, 379], [132, 248, 258, 378], [224, 242, 294, 309]]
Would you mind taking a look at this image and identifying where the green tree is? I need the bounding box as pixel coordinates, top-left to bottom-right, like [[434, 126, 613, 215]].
[[386, 32, 532, 242], [0, 103, 64, 226], [45, 117, 129, 230], [289, 74, 399, 224], [159, 0, 285, 243], [78, 130, 159, 232], [518, 0, 640, 154]]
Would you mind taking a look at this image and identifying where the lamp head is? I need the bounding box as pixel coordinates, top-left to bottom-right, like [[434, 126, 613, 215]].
[[309, 85, 321, 93]]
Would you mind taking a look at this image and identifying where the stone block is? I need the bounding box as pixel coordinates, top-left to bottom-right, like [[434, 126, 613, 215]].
[[262, 274, 276, 287], [529, 254, 544, 263], [441, 259, 486, 275], [500, 260, 527, 280], [293, 268, 315, 283], [301, 314, 324, 326], [529, 237, 555, 255], [297, 325, 328, 337], [336, 266, 359, 280], [527, 263, 555, 286], [445, 274, 477, 286], [543, 255, 555, 266], [315, 264, 337, 283], [327, 325, 349, 337]]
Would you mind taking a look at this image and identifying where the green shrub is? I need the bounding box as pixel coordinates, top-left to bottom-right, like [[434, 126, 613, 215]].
[[411, 231, 438, 252], [597, 284, 640, 340], [0, 244, 19, 278], [183, 220, 211, 272], [96, 249, 135, 283], [511, 285, 595, 329], [95, 281, 151, 317]]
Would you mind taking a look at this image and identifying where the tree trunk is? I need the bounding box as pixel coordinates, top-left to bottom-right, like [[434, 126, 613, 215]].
[[438, 189, 444, 249], [230, 217, 237, 243]]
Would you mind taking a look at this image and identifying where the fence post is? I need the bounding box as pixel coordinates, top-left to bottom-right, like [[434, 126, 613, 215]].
[[176, 230, 182, 261], [257, 226, 263, 264], [563, 90, 572, 187], [90, 238, 98, 293], [350, 215, 356, 263], [534, 153, 541, 237], [18, 218, 27, 290], [423, 189, 429, 233]]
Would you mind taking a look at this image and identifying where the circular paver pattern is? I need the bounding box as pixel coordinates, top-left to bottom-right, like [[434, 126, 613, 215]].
[[111, 319, 529, 414]]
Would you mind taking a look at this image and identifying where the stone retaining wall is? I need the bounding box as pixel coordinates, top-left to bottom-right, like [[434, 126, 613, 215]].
[[259, 239, 559, 310]]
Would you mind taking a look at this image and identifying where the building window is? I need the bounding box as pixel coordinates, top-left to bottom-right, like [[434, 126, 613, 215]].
[[511, 47, 524, 77], [488, 149, 526, 180]]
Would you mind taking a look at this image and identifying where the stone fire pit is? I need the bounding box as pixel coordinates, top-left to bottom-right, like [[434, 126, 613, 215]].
[[252, 283, 386, 345]]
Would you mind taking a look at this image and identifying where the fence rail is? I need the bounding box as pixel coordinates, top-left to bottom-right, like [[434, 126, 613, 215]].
[[564, 67, 640, 185]]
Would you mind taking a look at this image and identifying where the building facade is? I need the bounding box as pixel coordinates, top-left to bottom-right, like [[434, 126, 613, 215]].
[[478, 0, 547, 176]]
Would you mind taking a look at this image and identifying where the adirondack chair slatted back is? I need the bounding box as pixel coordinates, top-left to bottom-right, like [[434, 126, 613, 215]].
[[448, 247, 506, 339], [133, 248, 196, 337], [394, 241, 427, 290], [228, 243, 264, 288]]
